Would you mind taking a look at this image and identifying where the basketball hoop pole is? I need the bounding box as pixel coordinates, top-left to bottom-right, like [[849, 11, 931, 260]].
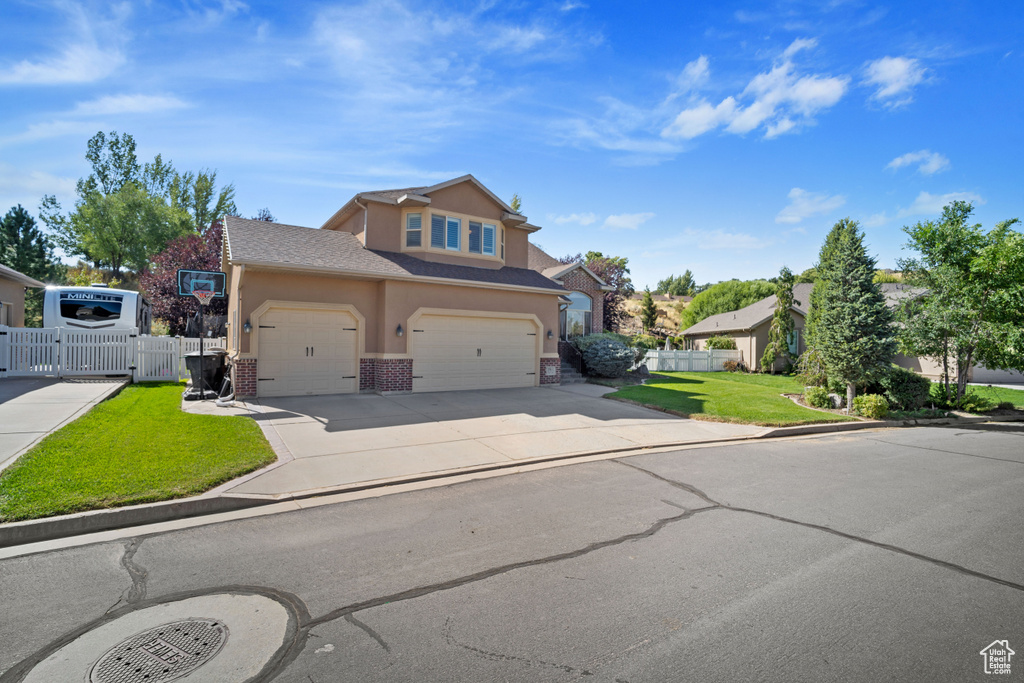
[[193, 290, 216, 399]]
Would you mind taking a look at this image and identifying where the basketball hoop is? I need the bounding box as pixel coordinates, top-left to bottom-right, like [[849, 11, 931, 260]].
[[193, 290, 215, 306]]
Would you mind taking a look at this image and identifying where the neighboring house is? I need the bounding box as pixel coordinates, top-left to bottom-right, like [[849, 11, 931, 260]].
[[681, 282, 952, 377], [0, 263, 45, 327], [526, 244, 612, 339], [222, 174, 600, 398]]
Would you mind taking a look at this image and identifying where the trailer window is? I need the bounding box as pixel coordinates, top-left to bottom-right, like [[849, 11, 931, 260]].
[[60, 294, 123, 322]]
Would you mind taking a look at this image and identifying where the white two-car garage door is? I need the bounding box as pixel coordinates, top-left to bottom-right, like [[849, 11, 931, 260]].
[[412, 314, 538, 393], [258, 307, 359, 397]]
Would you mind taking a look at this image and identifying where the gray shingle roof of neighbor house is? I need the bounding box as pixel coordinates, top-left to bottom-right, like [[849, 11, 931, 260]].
[[223, 215, 567, 293], [0, 263, 45, 287], [527, 243, 613, 290], [682, 281, 924, 336]]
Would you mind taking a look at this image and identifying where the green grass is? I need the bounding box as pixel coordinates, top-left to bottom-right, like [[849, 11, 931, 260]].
[[963, 384, 1024, 409], [0, 382, 277, 522], [609, 371, 858, 427]]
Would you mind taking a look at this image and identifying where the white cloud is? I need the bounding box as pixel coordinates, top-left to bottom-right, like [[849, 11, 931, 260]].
[[0, 163, 77, 211], [864, 56, 925, 107], [662, 38, 849, 140], [0, 4, 127, 85], [71, 94, 190, 116], [775, 188, 846, 224], [675, 55, 710, 92], [862, 212, 890, 228], [0, 120, 100, 147], [684, 229, 771, 250], [899, 191, 984, 217], [602, 212, 655, 230], [561, 1, 587, 10], [886, 149, 950, 175], [551, 212, 599, 226]]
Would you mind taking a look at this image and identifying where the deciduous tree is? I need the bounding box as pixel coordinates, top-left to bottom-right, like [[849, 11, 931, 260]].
[[655, 270, 696, 297], [559, 251, 634, 332], [679, 279, 775, 330], [897, 201, 1024, 403]]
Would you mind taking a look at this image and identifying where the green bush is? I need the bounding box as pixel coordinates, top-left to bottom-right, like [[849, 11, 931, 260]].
[[853, 394, 889, 419], [705, 336, 737, 350], [874, 365, 931, 411], [804, 386, 831, 408], [631, 334, 662, 350], [928, 385, 996, 413], [582, 337, 634, 378], [573, 332, 629, 354]]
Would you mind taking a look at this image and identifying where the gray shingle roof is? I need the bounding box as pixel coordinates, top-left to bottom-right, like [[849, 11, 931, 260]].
[[0, 263, 45, 287], [683, 283, 814, 335], [224, 215, 566, 292], [528, 243, 561, 272], [682, 281, 923, 336]]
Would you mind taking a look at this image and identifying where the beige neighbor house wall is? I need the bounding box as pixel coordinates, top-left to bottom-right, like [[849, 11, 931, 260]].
[[0, 275, 27, 326], [688, 311, 805, 371]]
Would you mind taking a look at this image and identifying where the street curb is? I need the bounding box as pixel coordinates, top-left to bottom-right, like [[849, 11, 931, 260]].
[[2, 413, 1022, 549]]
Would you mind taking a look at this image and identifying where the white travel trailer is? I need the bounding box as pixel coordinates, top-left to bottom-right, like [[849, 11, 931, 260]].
[[42, 285, 152, 334]]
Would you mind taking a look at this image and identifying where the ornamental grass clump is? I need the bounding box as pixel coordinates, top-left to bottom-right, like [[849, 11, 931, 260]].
[[582, 337, 634, 378]]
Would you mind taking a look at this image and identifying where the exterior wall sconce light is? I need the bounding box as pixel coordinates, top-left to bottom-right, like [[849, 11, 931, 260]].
[[243, 320, 252, 334], [547, 330, 554, 340], [396, 324, 404, 337]]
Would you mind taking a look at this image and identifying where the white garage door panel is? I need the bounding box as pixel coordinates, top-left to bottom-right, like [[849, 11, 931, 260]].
[[413, 315, 537, 392], [258, 307, 358, 397]]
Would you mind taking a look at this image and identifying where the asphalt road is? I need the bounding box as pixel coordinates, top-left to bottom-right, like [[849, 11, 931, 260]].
[[1, 425, 1022, 682]]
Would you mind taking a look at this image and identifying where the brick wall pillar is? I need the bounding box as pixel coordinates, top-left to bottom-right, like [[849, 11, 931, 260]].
[[233, 358, 257, 397], [360, 358, 375, 391], [374, 358, 413, 394], [540, 357, 561, 385]]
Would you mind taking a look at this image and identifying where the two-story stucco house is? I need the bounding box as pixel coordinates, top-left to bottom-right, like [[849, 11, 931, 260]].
[[222, 175, 609, 397]]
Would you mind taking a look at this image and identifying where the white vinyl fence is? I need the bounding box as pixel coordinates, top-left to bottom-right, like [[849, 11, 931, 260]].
[[642, 349, 743, 373], [0, 326, 226, 382]]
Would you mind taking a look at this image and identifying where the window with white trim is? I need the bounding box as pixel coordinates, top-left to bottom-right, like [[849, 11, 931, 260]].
[[560, 291, 592, 340], [468, 222, 497, 255], [405, 212, 422, 247], [430, 214, 445, 248]]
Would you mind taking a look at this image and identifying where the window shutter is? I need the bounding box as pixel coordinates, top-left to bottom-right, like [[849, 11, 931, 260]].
[[446, 217, 461, 250], [431, 215, 445, 248], [482, 224, 496, 255], [406, 213, 422, 247]]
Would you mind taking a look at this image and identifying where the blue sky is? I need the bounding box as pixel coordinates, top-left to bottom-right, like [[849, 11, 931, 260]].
[[1, 0, 1021, 290]]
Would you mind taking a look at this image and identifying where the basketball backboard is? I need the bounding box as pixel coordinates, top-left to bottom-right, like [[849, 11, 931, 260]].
[[177, 270, 227, 298]]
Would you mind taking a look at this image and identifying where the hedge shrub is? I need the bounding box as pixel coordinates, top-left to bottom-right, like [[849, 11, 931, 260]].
[[705, 336, 737, 350], [581, 337, 634, 378], [804, 386, 831, 408], [853, 394, 889, 419], [873, 365, 931, 411]]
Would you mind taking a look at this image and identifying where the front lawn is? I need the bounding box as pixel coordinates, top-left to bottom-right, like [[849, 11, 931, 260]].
[[963, 384, 1024, 409], [0, 382, 277, 522], [609, 371, 858, 427]]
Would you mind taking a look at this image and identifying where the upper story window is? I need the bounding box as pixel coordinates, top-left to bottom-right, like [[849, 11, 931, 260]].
[[430, 214, 461, 251], [469, 222, 497, 255], [405, 213, 422, 247]]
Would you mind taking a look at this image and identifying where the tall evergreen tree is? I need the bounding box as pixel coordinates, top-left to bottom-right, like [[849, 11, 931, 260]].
[[640, 288, 658, 332], [760, 266, 797, 373], [813, 219, 896, 410], [1, 205, 65, 325]]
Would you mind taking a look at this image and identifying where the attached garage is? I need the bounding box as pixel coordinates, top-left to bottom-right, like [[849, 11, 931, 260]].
[[411, 313, 539, 392], [256, 305, 360, 397]]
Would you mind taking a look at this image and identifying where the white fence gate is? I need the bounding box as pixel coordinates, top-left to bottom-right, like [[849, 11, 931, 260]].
[[643, 349, 743, 372], [0, 326, 226, 382]]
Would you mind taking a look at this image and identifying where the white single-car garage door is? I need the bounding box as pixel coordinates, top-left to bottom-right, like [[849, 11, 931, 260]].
[[258, 307, 359, 397], [412, 314, 538, 392]]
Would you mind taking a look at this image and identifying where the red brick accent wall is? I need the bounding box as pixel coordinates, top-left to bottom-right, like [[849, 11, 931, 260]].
[[559, 268, 605, 334], [540, 357, 561, 385], [233, 358, 258, 397], [374, 358, 413, 393], [360, 358, 375, 391]]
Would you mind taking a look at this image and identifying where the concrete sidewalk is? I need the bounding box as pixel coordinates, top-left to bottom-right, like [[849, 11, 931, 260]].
[[0, 378, 127, 472], [194, 385, 763, 499]]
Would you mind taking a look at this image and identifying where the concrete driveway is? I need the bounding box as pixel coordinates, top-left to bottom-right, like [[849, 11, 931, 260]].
[[223, 384, 763, 498], [0, 378, 127, 471]]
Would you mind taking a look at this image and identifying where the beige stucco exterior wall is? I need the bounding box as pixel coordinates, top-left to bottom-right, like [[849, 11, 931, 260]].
[[232, 269, 561, 358], [687, 311, 805, 371], [893, 352, 946, 380], [0, 275, 27, 326], [504, 226, 529, 269], [429, 184, 505, 221]]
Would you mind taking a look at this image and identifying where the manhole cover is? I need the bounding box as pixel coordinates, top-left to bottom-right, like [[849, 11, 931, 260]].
[[90, 619, 228, 683]]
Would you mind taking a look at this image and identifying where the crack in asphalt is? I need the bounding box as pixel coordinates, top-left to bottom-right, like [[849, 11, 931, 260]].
[[107, 537, 147, 613], [615, 459, 1024, 594], [443, 616, 592, 676], [305, 504, 717, 628], [865, 435, 1024, 466], [343, 614, 391, 653]]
